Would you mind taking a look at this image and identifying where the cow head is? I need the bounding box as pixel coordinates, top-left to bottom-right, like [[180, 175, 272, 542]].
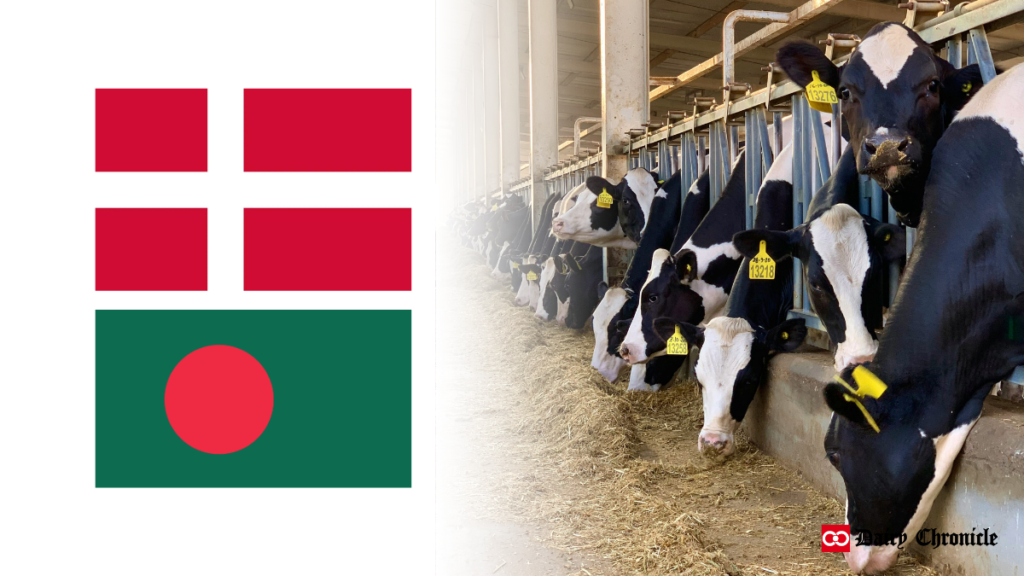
[[591, 284, 629, 381], [550, 178, 640, 249], [822, 364, 981, 574], [535, 257, 560, 321], [733, 205, 904, 371], [515, 260, 541, 307], [777, 22, 982, 226], [618, 249, 706, 364], [657, 317, 805, 456], [584, 168, 661, 243]]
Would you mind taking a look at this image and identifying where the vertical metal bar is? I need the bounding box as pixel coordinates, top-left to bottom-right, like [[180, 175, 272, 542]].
[[730, 124, 739, 164], [858, 174, 871, 215], [698, 135, 707, 175], [792, 95, 804, 311], [809, 108, 831, 185], [721, 121, 733, 183], [756, 107, 774, 170], [830, 102, 842, 170], [887, 200, 900, 307], [745, 110, 755, 229], [947, 34, 963, 69], [870, 179, 883, 222], [968, 27, 997, 83], [772, 111, 783, 156], [709, 124, 720, 204]]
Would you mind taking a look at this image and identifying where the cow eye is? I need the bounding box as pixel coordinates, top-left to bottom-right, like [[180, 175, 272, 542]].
[[928, 79, 940, 93], [648, 294, 658, 303], [827, 451, 841, 469], [838, 87, 850, 101]]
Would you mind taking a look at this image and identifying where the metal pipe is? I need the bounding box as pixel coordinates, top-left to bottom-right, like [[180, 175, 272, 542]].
[[574, 117, 602, 156], [912, 0, 1000, 30], [722, 10, 791, 90]]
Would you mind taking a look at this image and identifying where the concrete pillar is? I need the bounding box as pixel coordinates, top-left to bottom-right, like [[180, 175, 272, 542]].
[[600, 0, 649, 181], [527, 0, 559, 231], [483, 5, 502, 203], [473, 63, 487, 202], [497, 0, 522, 196]]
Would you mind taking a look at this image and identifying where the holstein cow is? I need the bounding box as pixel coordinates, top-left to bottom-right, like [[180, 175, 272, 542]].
[[551, 167, 660, 248], [735, 202, 905, 371], [487, 201, 528, 274], [589, 169, 711, 386], [624, 150, 808, 455], [777, 22, 982, 226], [821, 64, 1024, 575], [515, 258, 542, 308], [535, 243, 575, 322], [510, 192, 564, 293]]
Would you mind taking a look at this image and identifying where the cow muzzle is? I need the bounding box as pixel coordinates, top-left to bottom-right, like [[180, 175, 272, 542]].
[[844, 543, 898, 574], [698, 431, 735, 457], [551, 218, 566, 235], [859, 134, 916, 187]]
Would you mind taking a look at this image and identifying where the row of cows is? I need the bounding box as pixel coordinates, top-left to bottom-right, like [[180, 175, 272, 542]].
[[449, 22, 1023, 575]]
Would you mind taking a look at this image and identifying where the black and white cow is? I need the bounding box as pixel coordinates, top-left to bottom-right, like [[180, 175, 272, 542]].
[[486, 202, 528, 274], [535, 241, 575, 321], [514, 257, 542, 308], [551, 168, 660, 248], [735, 202, 905, 371], [821, 64, 1024, 575], [777, 22, 982, 226]]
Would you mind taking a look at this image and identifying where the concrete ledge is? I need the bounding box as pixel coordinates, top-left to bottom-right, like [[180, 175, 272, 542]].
[[744, 350, 1024, 575]]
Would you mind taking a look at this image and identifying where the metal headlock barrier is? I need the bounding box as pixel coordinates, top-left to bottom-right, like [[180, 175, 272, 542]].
[[512, 0, 1019, 343]]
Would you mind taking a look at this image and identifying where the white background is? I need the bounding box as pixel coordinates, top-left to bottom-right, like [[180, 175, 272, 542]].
[[0, 1, 436, 573]]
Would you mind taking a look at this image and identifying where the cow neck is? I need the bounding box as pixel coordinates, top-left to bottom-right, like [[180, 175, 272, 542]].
[[870, 124, 1024, 434], [687, 151, 747, 248], [671, 168, 711, 253], [806, 147, 862, 219], [621, 171, 683, 293]]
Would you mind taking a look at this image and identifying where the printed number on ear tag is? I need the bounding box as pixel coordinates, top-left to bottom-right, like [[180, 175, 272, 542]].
[[526, 271, 538, 281], [749, 240, 776, 280], [806, 70, 838, 113], [597, 188, 614, 209], [666, 326, 688, 356]]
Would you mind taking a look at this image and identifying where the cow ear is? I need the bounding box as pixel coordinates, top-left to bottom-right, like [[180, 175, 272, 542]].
[[586, 176, 617, 197], [776, 40, 840, 89], [732, 229, 801, 261], [674, 250, 699, 282], [766, 318, 807, 353], [824, 382, 875, 430], [654, 319, 705, 348], [867, 221, 906, 263], [597, 280, 609, 300], [941, 63, 984, 114]]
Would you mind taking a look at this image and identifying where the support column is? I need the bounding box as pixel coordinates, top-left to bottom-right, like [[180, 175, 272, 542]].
[[497, 0, 522, 196], [527, 0, 559, 232], [473, 62, 487, 202], [483, 3, 502, 205], [600, 0, 648, 182]]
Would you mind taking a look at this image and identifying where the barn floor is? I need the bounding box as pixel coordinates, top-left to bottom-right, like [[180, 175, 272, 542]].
[[436, 236, 938, 576]]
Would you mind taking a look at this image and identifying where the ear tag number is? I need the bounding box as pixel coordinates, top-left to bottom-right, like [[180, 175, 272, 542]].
[[806, 70, 838, 113], [666, 326, 688, 356], [511, 261, 520, 270], [596, 188, 614, 209], [749, 240, 776, 280], [526, 271, 538, 281]]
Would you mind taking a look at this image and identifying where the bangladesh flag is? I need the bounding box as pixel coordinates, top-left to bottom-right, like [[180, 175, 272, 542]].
[[96, 310, 411, 488]]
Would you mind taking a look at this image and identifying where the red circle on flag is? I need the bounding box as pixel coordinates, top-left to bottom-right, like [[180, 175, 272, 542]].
[[165, 345, 274, 454]]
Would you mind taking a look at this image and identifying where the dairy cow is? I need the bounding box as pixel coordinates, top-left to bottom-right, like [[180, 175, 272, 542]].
[[735, 201, 905, 371], [551, 168, 660, 248], [822, 64, 1024, 575], [777, 22, 982, 226]]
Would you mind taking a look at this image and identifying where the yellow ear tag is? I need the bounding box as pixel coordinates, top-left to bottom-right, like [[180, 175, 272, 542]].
[[526, 271, 538, 281], [596, 188, 614, 209], [832, 365, 888, 433], [781, 331, 788, 340], [666, 326, 688, 356], [884, 232, 892, 242], [962, 81, 972, 93], [657, 180, 665, 185], [806, 70, 838, 113], [490, 204, 498, 212], [749, 240, 776, 280], [511, 261, 520, 270]]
